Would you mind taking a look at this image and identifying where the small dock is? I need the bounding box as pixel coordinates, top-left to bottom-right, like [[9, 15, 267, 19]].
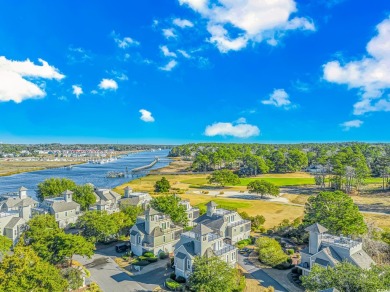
[[130, 157, 159, 174]]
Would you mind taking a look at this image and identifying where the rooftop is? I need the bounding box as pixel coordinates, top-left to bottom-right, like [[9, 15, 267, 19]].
[[321, 233, 362, 249]]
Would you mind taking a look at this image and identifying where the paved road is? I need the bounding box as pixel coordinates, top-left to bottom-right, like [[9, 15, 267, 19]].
[[75, 246, 167, 292], [238, 254, 288, 292]]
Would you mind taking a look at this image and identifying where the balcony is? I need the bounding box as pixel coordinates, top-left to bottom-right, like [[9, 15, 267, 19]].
[[214, 244, 235, 256]]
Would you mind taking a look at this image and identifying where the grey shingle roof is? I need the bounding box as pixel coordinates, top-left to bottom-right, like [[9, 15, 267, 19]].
[[4, 217, 25, 229], [150, 227, 163, 236], [2, 197, 38, 208], [350, 250, 375, 269], [182, 241, 195, 256], [192, 223, 213, 236], [19, 186, 28, 191], [130, 230, 138, 236], [314, 258, 331, 267], [305, 223, 328, 234], [120, 197, 141, 206], [145, 207, 160, 216], [135, 222, 146, 234], [51, 201, 80, 213], [194, 214, 225, 232]]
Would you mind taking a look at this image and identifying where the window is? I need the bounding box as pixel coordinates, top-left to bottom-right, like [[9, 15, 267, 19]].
[[203, 235, 207, 241], [163, 235, 166, 242], [171, 233, 174, 239], [137, 236, 141, 244], [226, 255, 229, 262], [65, 211, 68, 217], [186, 258, 191, 269], [240, 226, 243, 232], [232, 252, 235, 260]]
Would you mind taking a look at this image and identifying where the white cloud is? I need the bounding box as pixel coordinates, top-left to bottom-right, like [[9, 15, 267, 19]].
[[160, 46, 177, 58], [139, 109, 155, 122], [111, 31, 140, 49], [204, 121, 260, 138], [323, 17, 390, 115], [162, 28, 177, 39], [98, 79, 118, 90], [173, 18, 194, 28], [340, 119, 363, 131], [0, 56, 64, 103], [159, 60, 178, 71], [236, 117, 246, 124], [72, 85, 83, 98], [177, 49, 191, 58], [178, 0, 315, 53], [262, 89, 292, 108]]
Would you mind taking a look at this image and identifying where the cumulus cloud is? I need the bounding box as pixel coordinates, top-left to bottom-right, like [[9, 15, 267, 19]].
[[205, 120, 260, 138], [262, 89, 293, 108], [173, 18, 194, 28], [162, 28, 177, 39], [72, 85, 83, 98], [0, 56, 64, 103], [177, 49, 191, 58], [139, 109, 155, 122], [111, 31, 140, 49], [340, 119, 363, 131], [160, 45, 177, 58], [159, 60, 178, 71], [178, 0, 315, 52], [98, 78, 118, 90], [323, 17, 390, 115]]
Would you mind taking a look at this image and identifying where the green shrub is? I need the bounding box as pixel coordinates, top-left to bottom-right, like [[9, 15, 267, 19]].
[[133, 260, 150, 266], [176, 276, 186, 283], [286, 249, 294, 255], [165, 278, 182, 291], [170, 272, 176, 281], [236, 238, 252, 249], [146, 257, 158, 263], [143, 252, 155, 258], [138, 256, 147, 261], [159, 252, 168, 259]]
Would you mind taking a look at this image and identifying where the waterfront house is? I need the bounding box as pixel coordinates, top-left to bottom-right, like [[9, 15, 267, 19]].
[[193, 201, 251, 244], [0, 186, 38, 213], [298, 223, 374, 276], [174, 223, 237, 280], [129, 207, 183, 256], [179, 199, 200, 227], [119, 186, 151, 210], [38, 190, 81, 228], [90, 187, 121, 213], [0, 213, 27, 245]]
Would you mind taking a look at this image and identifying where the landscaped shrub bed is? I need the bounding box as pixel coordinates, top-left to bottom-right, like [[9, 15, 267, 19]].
[[159, 252, 168, 259], [236, 238, 252, 249], [165, 278, 182, 291], [146, 257, 158, 263], [143, 252, 154, 258]]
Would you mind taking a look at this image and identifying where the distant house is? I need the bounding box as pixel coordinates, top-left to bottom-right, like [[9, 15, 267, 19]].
[[129, 207, 183, 256], [90, 188, 121, 213], [298, 223, 374, 276], [0, 187, 36, 244], [193, 201, 251, 244], [174, 223, 237, 280], [37, 190, 81, 228], [118, 186, 151, 210], [179, 199, 200, 227], [0, 186, 38, 213]]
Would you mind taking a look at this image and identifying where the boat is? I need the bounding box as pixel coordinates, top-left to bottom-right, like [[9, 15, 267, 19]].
[[106, 171, 125, 178]]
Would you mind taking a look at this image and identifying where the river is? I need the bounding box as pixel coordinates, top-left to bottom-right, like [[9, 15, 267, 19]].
[[0, 149, 171, 197]]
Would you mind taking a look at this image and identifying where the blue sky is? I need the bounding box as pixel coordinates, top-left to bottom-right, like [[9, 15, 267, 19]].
[[0, 0, 389, 144]]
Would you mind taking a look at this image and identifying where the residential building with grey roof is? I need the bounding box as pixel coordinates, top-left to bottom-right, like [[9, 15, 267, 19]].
[[118, 186, 151, 210], [193, 201, 251, 244], [37, 190, 81, 228], [174, 223, 238, 280], [129, 207, 183, 256], [298, 223, 375, 276], [179, 199, 199, 227]]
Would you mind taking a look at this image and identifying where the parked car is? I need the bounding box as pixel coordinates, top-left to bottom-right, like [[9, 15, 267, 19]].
[[115, 243, 130, 253]]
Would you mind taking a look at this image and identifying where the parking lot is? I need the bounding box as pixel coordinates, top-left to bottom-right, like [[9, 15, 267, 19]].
[[74, 244, 169, 292]]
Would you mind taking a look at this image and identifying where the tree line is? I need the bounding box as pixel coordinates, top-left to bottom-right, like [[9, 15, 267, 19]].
[[169, 143, 390, 192]]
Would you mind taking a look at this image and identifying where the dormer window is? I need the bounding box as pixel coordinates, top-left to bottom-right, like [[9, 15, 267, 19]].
[[203, 235, 207, 241]]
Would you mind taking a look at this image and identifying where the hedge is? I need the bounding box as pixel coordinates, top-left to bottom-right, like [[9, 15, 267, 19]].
[[165, 278, 182, 291]]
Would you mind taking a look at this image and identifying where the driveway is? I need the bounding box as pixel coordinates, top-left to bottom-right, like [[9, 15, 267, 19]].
[[238, 254, 288, 292], [74, 246, 168, 292]]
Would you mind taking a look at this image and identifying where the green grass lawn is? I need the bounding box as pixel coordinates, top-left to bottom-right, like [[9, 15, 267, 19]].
[[182, 177, 315, 187], [195, 199, 252, 211]]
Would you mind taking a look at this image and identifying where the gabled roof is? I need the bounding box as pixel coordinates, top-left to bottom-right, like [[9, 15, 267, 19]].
[[194, 214, 225, 231], [182, 241, 195, 256], [4, 217, 26, 229], [305, 223, 328, 234], [206, 201, 217, 207], [193, 223, 213, 236], [314, 258, 331, 267], [19, 186, 28, 191], [145, 207, 160, 216], [150, 227, 163, 236], [51, 201, 80, 213], [350, 250, 375, 269]]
